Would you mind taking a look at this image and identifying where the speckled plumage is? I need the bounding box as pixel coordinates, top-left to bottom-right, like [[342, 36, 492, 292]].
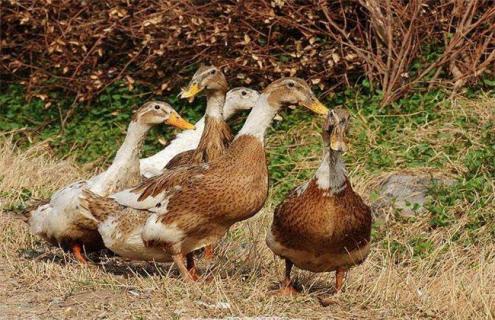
[[83, 77, 327, 277], [140, 87, 259, 178], [85, 67, 250, 262], [165, 117, 233, 169], [83, 135, 268, 261], [267, 178, 371, 272], [266, 107, 371, 293], [141, 135, 268, 254]]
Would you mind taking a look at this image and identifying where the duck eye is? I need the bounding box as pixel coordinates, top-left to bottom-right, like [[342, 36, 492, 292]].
[[288, 82, 295, 88], [154, 105, 160, 110], [210, 69, 216, 75], [241, 91, 247, 96]]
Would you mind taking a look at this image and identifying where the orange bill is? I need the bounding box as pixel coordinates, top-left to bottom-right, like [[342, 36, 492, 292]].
[[165, 113, 195, 130]]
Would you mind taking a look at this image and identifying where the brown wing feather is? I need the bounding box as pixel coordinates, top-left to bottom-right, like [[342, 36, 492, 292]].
[[165, 150, 195, 169], [80, 189, 123, 222], [140, 136, 269, 254], [134, 165, 206, 201]]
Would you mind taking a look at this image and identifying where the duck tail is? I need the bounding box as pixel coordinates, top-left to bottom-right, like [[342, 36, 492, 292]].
[[79, 189, 118, 223]]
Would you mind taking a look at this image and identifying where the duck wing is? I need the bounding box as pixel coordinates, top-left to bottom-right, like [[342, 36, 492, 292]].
[[110, 164, 208, 210]]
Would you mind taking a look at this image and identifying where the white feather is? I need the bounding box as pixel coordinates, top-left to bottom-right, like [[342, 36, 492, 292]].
[[98, 215, 172, 262], [110, 188, 165, 210], [29, 121, 152, 244], [142, 214, 185, 245], [315, 151, 347, 194], [139, 117, 206, 178]]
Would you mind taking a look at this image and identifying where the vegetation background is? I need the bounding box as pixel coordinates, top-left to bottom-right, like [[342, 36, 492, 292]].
[[1, 0, 494, 319]]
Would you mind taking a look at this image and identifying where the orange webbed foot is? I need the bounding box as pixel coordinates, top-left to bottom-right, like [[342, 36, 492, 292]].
[[271, 285, 299, 296], [203, 245, 215, 261], [71, 243, 89, 265], [271, 277, 299, 296]]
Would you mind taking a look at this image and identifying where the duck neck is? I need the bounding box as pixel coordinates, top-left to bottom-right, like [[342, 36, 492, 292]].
[[109, 121, 150, 169], [315, 147, 347, 194], [222, 101, 236, 120], [91, 120, 150, 194], [205, 89, 226, 120], [236, 94, 277, 145], [192, 89, 232, 163]]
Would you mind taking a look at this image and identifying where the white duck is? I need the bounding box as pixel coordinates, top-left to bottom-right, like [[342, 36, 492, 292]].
[[28, 102, 194, 263], [139, 87, 259, 178]]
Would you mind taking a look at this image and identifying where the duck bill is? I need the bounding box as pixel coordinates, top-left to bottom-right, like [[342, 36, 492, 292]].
[[302, 96, 329, 115], [180, 83, 202, 101], [330, 129, 348, 152], [165, 114, 195, 130]]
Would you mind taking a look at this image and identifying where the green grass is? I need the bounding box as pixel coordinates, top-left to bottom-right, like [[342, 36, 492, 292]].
[[0, 84, 205, 163]]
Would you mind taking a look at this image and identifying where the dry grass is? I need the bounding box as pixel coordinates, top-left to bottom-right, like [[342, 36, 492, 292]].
[[0, 97, 494, 319]]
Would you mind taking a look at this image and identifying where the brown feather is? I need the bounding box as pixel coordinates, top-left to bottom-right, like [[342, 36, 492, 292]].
[[80, 189, 123, 223], [165, 117, 233, 170], [135, 135, 269, 255], [271, 179, 371, 256], [165, 150, 195, 169]]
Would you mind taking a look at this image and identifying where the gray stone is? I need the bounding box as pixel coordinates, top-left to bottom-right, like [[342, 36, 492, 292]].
[[372, 172, 455, 217]]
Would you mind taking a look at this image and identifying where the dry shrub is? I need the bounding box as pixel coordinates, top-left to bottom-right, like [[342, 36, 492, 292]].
[[1, 0, 494, 105]]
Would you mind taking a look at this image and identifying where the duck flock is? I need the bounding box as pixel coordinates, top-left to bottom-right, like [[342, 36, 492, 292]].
[[28, 65, 371, 296]]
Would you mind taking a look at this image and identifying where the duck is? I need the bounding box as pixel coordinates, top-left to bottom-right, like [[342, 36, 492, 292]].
[[80, 77, 328, 280], [140, 86, 260, 178], [28, 102, 194, 263], [142, 66, 258, 259], [266, 107, 372, 296]]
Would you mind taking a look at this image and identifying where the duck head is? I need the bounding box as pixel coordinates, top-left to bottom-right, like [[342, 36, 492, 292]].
[[223, 87, 260, 119], [133, 101, 195, 129], [323, 107, 350, 152], [180, 65, 228, 101], [263, 77, 329, 115]]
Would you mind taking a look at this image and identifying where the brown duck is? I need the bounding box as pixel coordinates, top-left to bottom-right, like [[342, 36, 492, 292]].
[[81, 77, 329, 280], [166, 65, 233, 170], [266, 108, 372, 295]]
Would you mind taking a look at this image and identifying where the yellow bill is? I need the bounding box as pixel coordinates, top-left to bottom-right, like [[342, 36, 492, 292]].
[[330, 133, 348, 152], [303, 97, 329, 115], [165, 113, 195, 130], [180, 83, 202, 100], [301, 95, 329, 115]]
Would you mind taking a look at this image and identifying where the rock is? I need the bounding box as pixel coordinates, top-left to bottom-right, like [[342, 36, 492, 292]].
[[372, 172, 455, 217]]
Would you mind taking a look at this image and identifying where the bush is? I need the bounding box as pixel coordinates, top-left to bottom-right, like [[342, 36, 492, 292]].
[[2, 0, 494, 105]]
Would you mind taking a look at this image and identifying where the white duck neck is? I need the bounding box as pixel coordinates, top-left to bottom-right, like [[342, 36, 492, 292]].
[[222, 100, 236, 120], [205, 90, 225, 120], [236, 94, 277, 144], [111, 121, 150, 166], [315, 147, 347, 194], [89, 120, 150, 194]]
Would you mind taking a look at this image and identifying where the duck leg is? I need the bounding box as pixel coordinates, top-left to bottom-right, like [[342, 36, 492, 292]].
[[70, 243, 88, 264], [335, 267, 347, 292], [172, 253, 197, 282], [203, 245, 214, 260], [273, 259, 298, 295], [186, 252, 200, 281]]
